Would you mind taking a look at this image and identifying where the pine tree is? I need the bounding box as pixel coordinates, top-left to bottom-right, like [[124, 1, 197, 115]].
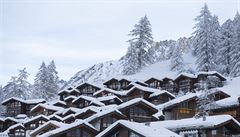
[[192, 4, 219, 72], [170, 45, 184, 72], [46, 60, 59, 99], [123, 15, 154, 75], [3, 68, 32, 100], [34, 62, 49, 99], [217, 19, 234, 75], [230, 12, 240, 77]]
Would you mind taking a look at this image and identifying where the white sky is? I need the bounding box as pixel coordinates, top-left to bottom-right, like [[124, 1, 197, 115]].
[[0, 0, 239, 86]]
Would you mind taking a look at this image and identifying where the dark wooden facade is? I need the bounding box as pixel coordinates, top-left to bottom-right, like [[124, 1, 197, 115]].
[[197, 72, 226, 89], [161, 77, 177, 94], [174, 75, 197, 94], [89, 111, 127, 131], [103, 78, 131, 91], [118, 101, 158, 122], [30, 122, 61, 137], [2, 98, 45, 117], [164, 97, 197, 120], [7, 124, 26, 137], [24, 115, 49, 130], [145, 77, 162, 89], [47, 124, 98, 137], [76, 83, 101, 97], [148, 92, 174, 105]]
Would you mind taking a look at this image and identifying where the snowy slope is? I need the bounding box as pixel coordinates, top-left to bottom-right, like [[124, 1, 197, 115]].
[[64, 38, 194, 88]]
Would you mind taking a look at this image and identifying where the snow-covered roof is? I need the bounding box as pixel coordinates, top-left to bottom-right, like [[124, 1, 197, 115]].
[[96, 120, 181, 137], [197, 71, 226, 80], [38, 119, 97, 137], [62, 114, 75, 121], [86, 109, 125, 122], [157, 92, 199, 110], [30, 120, 65, 137], [217, 76, 240, 96], [5, 123, 25, 133], [31, 103, 64, 112], [63, 95, 77, 101], [117, 98, 158, 111], [174, 72, 197, 81], [4, 117, 19, 122], [149, 89, 175, 98], [72, 95, 105, 106], [93, 88, 128, 96], [24, 115, 49, 125], [97, 95, 123, 102], [2, 97, 45, 105], [213, 96, 240, 109], [75, 82, 102, 89], [48, 114, 63, 121], [150, 115, 240, 131]]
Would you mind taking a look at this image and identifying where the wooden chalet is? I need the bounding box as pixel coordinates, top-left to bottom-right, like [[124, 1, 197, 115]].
[[7, 123, 26, 137], [2, 117, 18, 132], [161, 77, 177, 94], [30, 104, 64, 116], [1, 97, 45, 117], [75, 82, 101, 97], [63, 96, 77, 107], [72, 95, 105, 108], [24, 115, 49, 130], [74, 106, 99, 120], [162, 93, 198, 120], [150, 115, 240, 137], [145, 77, 162, 89], [97, 95, 123, 105], [103, 78, 132, 91], [148, 90, 175, 105], [38, 120, 98, 137], [96, 120, 181, 137], [174, 73, 197, 93], [162, 90, 231, 120], [30, 121, 64, 137], [58, 87, 74, 101], [117, 98, 158, 122], [197, 71, 226, 89], [86, 109, 127, 131]]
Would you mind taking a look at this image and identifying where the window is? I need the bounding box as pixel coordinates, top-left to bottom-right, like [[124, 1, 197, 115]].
[[129, 107, 148, 117], [212, 130, 217, 135], [129, 131, 140, 137], [30, 124, 36, 129], [15, 129, 25, 137], [39, 120, 45, 125], [179, 102, 192, 114]]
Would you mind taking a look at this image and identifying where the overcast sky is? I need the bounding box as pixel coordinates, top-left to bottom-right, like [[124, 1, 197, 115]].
[[0, 0, 239, 86]]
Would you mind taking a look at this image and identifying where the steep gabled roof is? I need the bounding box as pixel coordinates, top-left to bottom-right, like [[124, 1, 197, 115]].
[[197, 71, 227, 81], [38, 119, 98, 137], [24, 114, 49, 125], [30, 120, 66, 137], [117, 98, 158, 113], [31, 103, 64, 112], [96, 120, 181, 137], [72, 95, 105, 106], [2, 97, 45, 105], [150, 115, 240, 131], [145, 77, 162, 83], [97, 95, 123, 102]]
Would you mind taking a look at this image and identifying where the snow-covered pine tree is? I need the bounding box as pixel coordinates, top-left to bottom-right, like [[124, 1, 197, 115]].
[[230, 12, 240, 77], [123, 15, 154, 75], [195, 79, 215, 121], [192, 4, 219, 72], [2, 68, 32, 100], [34, 62, 49, 99], [170, 44, 184, 72], [217, 19, 234, 76], [16, 68, 32, 99], [46, 60, 59, 99]]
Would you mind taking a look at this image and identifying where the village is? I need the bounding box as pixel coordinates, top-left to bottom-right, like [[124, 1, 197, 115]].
[[0, 71, 240, 137]]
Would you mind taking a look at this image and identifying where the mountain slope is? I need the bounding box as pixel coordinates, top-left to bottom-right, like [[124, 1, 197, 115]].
[[64, 38, 193, 88]]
